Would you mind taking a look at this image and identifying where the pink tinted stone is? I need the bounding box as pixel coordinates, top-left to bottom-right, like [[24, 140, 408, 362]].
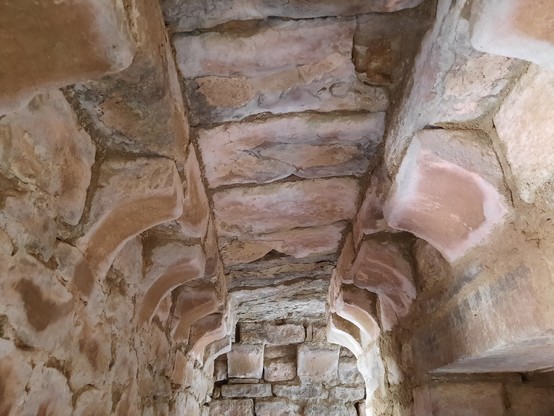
[[209, 399, 254, 416], [227, 344, 265, 379], [494, 64, 554, 203], [471, 0, 554, 69], [77, 157, 184, 288], [327, 313, 364, 357], [213, 178, 360, 236], [172, 286, 221, 342], [197, 112, 385, 187], [188, 312, 228, 362], [297, 344, 339, 381], [384, 129, 507, 262], [0, 0, 134, 114]]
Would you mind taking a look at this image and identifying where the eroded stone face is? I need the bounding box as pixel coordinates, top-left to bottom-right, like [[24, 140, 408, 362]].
[[227, 344, 264, 379]]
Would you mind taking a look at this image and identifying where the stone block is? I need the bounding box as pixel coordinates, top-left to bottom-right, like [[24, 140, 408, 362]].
[[331, 386, 366, 402], [264, 359, 297, 382], [221, 383, 272, 398], [506, 384, 554, 415], [213, 178, 360, 236], [264, 345, 297, 360], [494, 64, 554, 203], [209, 399, 254, 416], [471, 0, 554, 69], [297, 344, 340, 382], [273, 384, 328, 400], [197, 112, 385, 188], [214, 358, 228, 382], [255, 399, 302, 416], [227, 344, 264, 379], [384, 129, 507, 262], [240, 322, 305, 345], [0, 0, 134, 114], [174, 19, 387, 124], [338, 358, 364, 385], [413, 382, 505, 416], [304, 403, 358, 416], [164, 0, 425, 31]]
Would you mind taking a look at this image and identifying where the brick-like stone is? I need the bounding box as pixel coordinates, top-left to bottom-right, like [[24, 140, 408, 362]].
[[471, 0, 554, 69], [164, 0, 425, 31], [413, 382, 505, 416], [209, 399, 254, 416], [273, 384, 328, 400], [197, 112, 385, 188], [175, 19, 388, 124], [304, 403, 357, 416], [0, 0, 134, 114], [227, 344, 264, 379], [331, 386, 366, 402], [213, 178, 359, 237], [264, 359, 297, 382], [221, 383, 272, 398], [506, 384, 554, 416], [384, 129, 508, 262], [214, 358, 227, 382], [494, 64, 554, 203], [255, 399, 302, 416], [240, 322, 305, 345], [297, 344, 340, 382]]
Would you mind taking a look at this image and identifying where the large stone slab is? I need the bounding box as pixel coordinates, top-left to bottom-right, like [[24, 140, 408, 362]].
[[175, 19, 388, 124], [227, 344, 264, 379], [197, 112, 385, 187], [239, 322, 305, 345], [163, 0, 426, 31], [471, 0, 554, 69], [0, 0, 134, 114], [384, 129, 507, 262], [494, 64, 554, 203], [213, 178, 360, 236]]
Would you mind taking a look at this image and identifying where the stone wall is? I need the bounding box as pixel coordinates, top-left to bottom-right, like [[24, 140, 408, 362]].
[[209, 321, 366, 416]]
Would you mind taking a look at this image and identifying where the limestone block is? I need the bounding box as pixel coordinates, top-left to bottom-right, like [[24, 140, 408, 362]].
[[75, 0, 188, 161], [76, 157, 183, 291], [471, 0, 554, 69], [338, 358, 364, 385], [384, 129, 508, 262], [214, 358, 228, 382], [172, 285, 220, 342], [385, 0, 523, 172], [304, 403, 358, 416], [220, 223, 345, 266], [0, 0, 134, 114], [331, 386, 366, 402], [197, 112, 385, 188], [227, 344, 264, 379], [164, 0, 425, 31], [265, 345, 297, 360], [213, 178, 360, 236], [177, 147, 210, 238], [273, 384, 328, 400], [506, 384, 554, 415], [175, 19, 388, 124], [240, 322, 305, 345], [494, 64, 554, 203], [413, 383, 505, 416], [264, 359, 297, 382], [255, 399, 302, 416], [209, 399, 254, 416], [137, 243, 205, 325], [221, 383, 272, 398], [297, 344, 340, 382]]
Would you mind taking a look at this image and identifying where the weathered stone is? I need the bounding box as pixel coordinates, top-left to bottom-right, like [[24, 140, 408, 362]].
[[21, 364, 73, 416], [273, 383, 328, 400], [471, 0, 554, 69], [227, 344, 264, 379], [331, 386, 366, 402], [264, 345, 297, 360], [413, 382, 505, 416], [304, 403, 358, 416], [338, 358, 364, 385], [74, 388, 112, 416], [255, 399, 302, 416], [188, 312, 229, 362], [220, 223, 346, 266], [0, 0, 134, 114], [164, 0, 425, 31], [77, 157, 183, 289], [0, 339, 32, 415], [172, 285, 220, 342], [197, 112, 385, 188], [506, 384, 554, 415], [264, 359, 297, 382], [494, 64, 554, 203], [175, 19, 388, 124], [297, 344, 339, 382], [214, 358, 228, 382], [209, 399, 254, 416], [384, 129, 508, 262], [213, 178, 360, 236], [240, 322, 305, 345], [221, 383, 272, 398]]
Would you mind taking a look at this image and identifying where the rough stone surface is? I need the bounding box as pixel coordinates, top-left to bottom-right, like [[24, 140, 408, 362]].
[[255, 399, 302, 416], [264, 359, 297, 382], [209, 399, 254, 416], [221, 383, 272, 398], [240, 322, 305, 345], [297, 344, 340, 382], [494, 64, 554, 203], [227, 344, 264, 379]]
